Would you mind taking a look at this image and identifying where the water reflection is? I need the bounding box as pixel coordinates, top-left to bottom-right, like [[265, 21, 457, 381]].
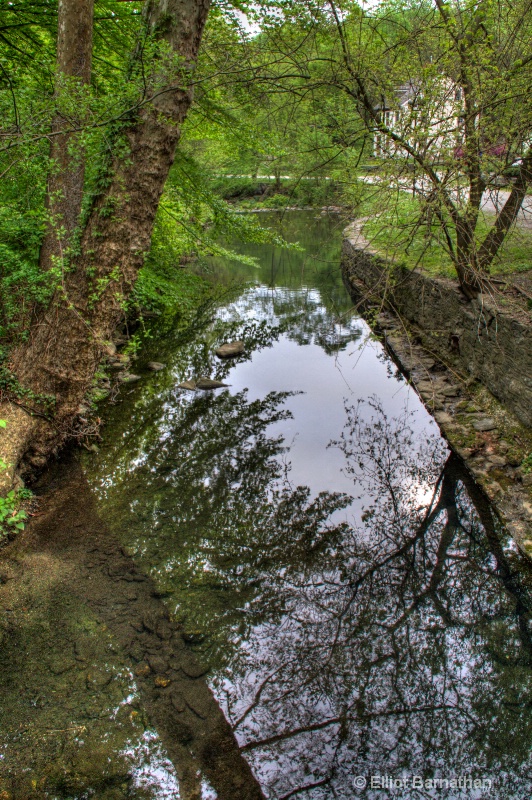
[[216, 399, 532, 799], [78, 213, 532, 796]]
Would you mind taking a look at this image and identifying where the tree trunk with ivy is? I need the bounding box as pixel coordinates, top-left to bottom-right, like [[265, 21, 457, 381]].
[[39, 0, 95, 273], [0, 0, 211, 481]]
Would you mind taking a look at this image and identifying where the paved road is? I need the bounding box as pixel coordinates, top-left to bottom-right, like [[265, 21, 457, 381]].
[[481, 188, 532, 226]]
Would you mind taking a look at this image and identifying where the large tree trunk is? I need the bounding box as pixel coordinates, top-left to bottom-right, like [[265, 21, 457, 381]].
[[1, 0, 211, 477], [39, 0, 95, 271], [454, 217, 484, 300]]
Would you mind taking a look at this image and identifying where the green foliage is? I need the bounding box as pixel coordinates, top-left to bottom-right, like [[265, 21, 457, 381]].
[[130, 148, 296, 329], [0, 208, 58, 341], [0, 419, 30, 538], [0, 489, 29, 538], [522, 453, 532, 476]]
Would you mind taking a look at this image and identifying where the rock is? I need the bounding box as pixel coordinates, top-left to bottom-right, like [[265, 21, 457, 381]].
[[118, 372, 141, 383], [182, 630, 206, 644], [171, 691, 186, 712], [109, 354, 130, 370], [216, 341, 245, 358], [156, 620, 173, 640], [129, 642, 144, 662], [48, 656, 76, 675], [473, 418, 497, 432], [196, 377, 229, 390], [441, 385, 461, 397], [154, 675, 171, 688], [471, 467, 489, 482], [434, 411, 453, 425], [143, 611, 162, 632], [180, 653, 209, 679], [456, 447, 473, 458], [487, 455, 507, 468], [182, 686, 211, 719], [103, 341, 117, 357], [178, 380, 196, 391], [86, 669, 112, 688], [523, 474, 532, 487], [147, 361, 165, 371]]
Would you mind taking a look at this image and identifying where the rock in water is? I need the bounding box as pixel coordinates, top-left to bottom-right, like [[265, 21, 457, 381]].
[[178, 379, 197, 391], [215, 340, 245, 358], [196, 377, 228, 390], [147, 361, 165, 371], [118, 373, 142, 383]]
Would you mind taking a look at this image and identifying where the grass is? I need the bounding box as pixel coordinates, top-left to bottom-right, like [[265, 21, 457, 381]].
[[357, 189, 532, 279]]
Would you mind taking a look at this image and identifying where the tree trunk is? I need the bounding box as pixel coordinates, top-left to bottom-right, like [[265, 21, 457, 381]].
[[454, 215, 484, 300], [477, 152, 532, 271], [39, 0, 95, 272], [3, 0, 212, 476]]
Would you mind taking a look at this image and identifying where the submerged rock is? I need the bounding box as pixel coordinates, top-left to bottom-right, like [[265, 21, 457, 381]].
[[118, 373, 142, 383], [215, 341, 245, 358], [147, 361, 165, 371], [196, 377, 229, 390], [178, 379, 197, 391], [108, 353, 130, 370]]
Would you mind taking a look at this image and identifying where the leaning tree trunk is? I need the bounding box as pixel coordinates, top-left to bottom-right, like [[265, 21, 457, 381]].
[[39, 0, 95, 271], [1, 0, 211, 479], [455, 215, 485, 300]]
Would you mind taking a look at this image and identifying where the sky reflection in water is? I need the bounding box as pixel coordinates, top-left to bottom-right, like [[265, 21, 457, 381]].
[[88, 212, 532, 799]]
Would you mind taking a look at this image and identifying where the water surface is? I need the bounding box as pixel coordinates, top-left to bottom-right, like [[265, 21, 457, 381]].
[[1, 212, 532, 799]]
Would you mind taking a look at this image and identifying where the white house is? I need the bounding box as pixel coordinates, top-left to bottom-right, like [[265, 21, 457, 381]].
[[372, 79, 465, 162]]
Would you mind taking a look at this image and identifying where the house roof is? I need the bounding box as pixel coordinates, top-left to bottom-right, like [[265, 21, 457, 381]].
[[374, 81, 419, 112]]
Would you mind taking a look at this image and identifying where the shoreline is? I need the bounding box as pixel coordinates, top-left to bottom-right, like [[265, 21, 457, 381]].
[[341, 221, 532, 558]]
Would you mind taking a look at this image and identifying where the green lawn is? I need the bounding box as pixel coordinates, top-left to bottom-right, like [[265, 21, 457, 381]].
[[357, 190, 532, 279]]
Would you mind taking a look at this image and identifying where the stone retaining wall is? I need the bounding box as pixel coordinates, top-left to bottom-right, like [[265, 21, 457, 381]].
[[341, 222, 532, 428]]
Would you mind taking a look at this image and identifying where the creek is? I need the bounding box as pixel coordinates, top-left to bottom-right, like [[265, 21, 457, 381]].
[[1, 212, 532, 799]]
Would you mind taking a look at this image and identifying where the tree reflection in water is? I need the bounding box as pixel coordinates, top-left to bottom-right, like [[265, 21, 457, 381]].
[[208, 399, 532, 800], [90, 280, 532, 798], [94, 375, 532, 798]]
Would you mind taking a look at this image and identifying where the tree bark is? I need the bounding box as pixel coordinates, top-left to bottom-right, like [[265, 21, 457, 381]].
[[39, 0, 95, 272], [3, 0, 212, 474], [477, 152, 532, 271]]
